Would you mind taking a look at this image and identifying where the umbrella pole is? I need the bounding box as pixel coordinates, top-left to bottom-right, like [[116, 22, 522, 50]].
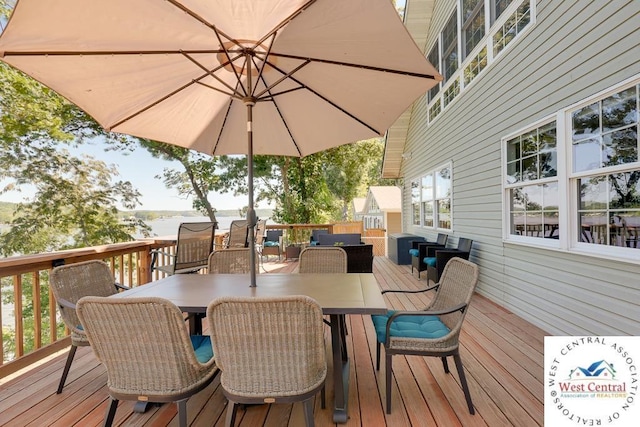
[[245, 97, 257, 287]]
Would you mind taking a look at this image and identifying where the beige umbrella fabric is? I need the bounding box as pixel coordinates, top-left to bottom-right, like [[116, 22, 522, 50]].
[[0, 0, 442, 286]]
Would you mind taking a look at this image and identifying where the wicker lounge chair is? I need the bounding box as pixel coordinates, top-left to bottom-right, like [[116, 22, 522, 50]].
[[76, 296, 218, 427], [150, 222, 216, 275], [207, 296, 326, 427], [208, 248, 259, 274], [298, 246, 347, 273], [371, 257, 479, 414], [49, 260, 128, 394]]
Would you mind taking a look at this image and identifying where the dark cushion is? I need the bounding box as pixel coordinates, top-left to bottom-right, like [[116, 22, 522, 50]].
[[371, 310, 450, 344], [190, 335, 213, 363], [317, 233, 362, 246], [423, 257, 437, 267], [409, 248, 419, 257]]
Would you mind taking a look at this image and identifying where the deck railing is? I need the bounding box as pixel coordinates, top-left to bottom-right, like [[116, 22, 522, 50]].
[[0, 222, 383, 376], [0, 239, 176, 376]]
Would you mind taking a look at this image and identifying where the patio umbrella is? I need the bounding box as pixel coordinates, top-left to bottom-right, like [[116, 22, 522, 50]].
[[0, 0, 442, 286]]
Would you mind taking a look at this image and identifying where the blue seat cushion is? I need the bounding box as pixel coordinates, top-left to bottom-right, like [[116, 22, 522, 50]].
[[264, 241, 279, 247], [408, 248, 419, 257], [190, 335, 214, 363], [310, 241, 319, 246], [371, 310, 450, 343], [422, 257, 437, 267]]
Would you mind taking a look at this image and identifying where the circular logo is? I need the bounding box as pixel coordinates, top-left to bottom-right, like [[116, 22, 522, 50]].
[[545, 336, 638, 426]]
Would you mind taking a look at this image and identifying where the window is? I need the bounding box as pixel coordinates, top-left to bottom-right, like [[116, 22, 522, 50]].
[[505, 122, 559, 239], [411, 180, 420, 225], [572, 86, 638, 172], [492, 0, 515, 23], [442, 11, 458, 83], [425, 0, 533, 122], [412, 164, 452, 230], [504, 78, 640, 257], [572, 84, 640, 250], [421, 174, 434, 227], [427, 41, 441, 102], [464, 45, 488, 86], [493, 0, 531, 57], [462, 0, 485, 59]]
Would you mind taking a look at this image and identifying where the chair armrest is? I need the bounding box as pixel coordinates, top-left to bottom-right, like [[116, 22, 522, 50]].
[[423, 243, 446, 257], [114, 282, 130, 291], [150, 248, 174, 257], [382, 283, 439, 294], [387, 303, 467, 320], [150, 248, 176, 270], [56, 296, 76, 310]]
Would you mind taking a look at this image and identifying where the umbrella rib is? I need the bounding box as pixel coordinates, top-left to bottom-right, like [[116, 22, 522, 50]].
[[107, 75, 206, 131], [255, 73, 303, 157], [253, 0, 319, 47], [268, 52, 440, 80], [1, 49, 224, 57], [250, 33, 277, 99], [266, 62, 384, 135], [182, 52, 243, 97], [254, 59, 311, 100], [210, 98, 235, 155]]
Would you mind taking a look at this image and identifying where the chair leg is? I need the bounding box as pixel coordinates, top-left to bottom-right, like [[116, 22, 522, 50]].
[[57, 344, 77, 393], [376, 342, 381, 371], [177, 399, 188, 427], [441, 356, 450, 373], [453, 353, 475, 415], [385, 352, 393, 414], [303, 398, 315, 427], [103, 397, 119, 427], [320, 384, 326, 409], [225, 401, 238, 427]]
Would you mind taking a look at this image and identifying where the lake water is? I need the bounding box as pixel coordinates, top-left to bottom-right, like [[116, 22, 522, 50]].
[[140, 215, 245, 237]]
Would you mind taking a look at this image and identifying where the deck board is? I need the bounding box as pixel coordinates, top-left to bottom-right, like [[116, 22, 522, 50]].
[[0, 256, 545, 426]]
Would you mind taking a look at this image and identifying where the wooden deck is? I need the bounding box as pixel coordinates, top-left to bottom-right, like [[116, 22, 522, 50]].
[[0, 256, 545, 426]]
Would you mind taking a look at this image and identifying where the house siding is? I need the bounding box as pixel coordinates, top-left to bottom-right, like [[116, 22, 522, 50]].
[[401, 0, 640, 335]]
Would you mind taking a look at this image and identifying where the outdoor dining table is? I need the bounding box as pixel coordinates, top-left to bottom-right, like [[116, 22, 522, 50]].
[[112, 273, 387, 423]]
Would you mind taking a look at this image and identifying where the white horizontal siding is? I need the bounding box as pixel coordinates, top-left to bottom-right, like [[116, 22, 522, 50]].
[[400, 0, 640, 335]]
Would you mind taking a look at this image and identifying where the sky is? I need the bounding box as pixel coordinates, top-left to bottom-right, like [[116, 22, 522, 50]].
[[1, 140, 261, 212]]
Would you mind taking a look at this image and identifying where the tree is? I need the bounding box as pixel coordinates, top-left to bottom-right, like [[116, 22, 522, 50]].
[[0, 63, 150, 254]]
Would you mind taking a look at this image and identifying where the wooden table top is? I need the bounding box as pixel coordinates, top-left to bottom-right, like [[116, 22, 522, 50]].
[[114, 273, 388, 315]]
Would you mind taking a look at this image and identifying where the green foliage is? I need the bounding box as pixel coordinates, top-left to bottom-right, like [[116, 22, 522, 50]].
[[0, 63, 149, 255], [0, 201, 15, 223]]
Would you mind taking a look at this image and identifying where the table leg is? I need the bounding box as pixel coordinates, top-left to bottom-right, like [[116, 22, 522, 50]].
[[330, 314, 349, 423], [187, 313, 203, 335]]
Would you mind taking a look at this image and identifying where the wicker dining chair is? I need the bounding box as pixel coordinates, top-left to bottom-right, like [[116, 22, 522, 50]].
[[76, 296, 218, 427], [207, 296, 327, 427], [207, 248, 259, 274], [371, 257, 479, 414], [298, 246, 347, 273], [49, 260, 128, 394]]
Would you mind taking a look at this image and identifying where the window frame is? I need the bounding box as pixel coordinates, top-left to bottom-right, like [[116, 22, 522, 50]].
[[425, 0, 535, 124], [502, 75, 640, 262], [410, 162, 453, 231]]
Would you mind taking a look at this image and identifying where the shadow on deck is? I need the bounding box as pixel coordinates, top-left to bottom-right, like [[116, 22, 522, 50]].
[[0, 256, 544, 426]]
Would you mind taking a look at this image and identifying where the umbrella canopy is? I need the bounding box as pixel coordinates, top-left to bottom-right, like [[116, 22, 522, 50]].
[[0, 0, 442, 286]]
